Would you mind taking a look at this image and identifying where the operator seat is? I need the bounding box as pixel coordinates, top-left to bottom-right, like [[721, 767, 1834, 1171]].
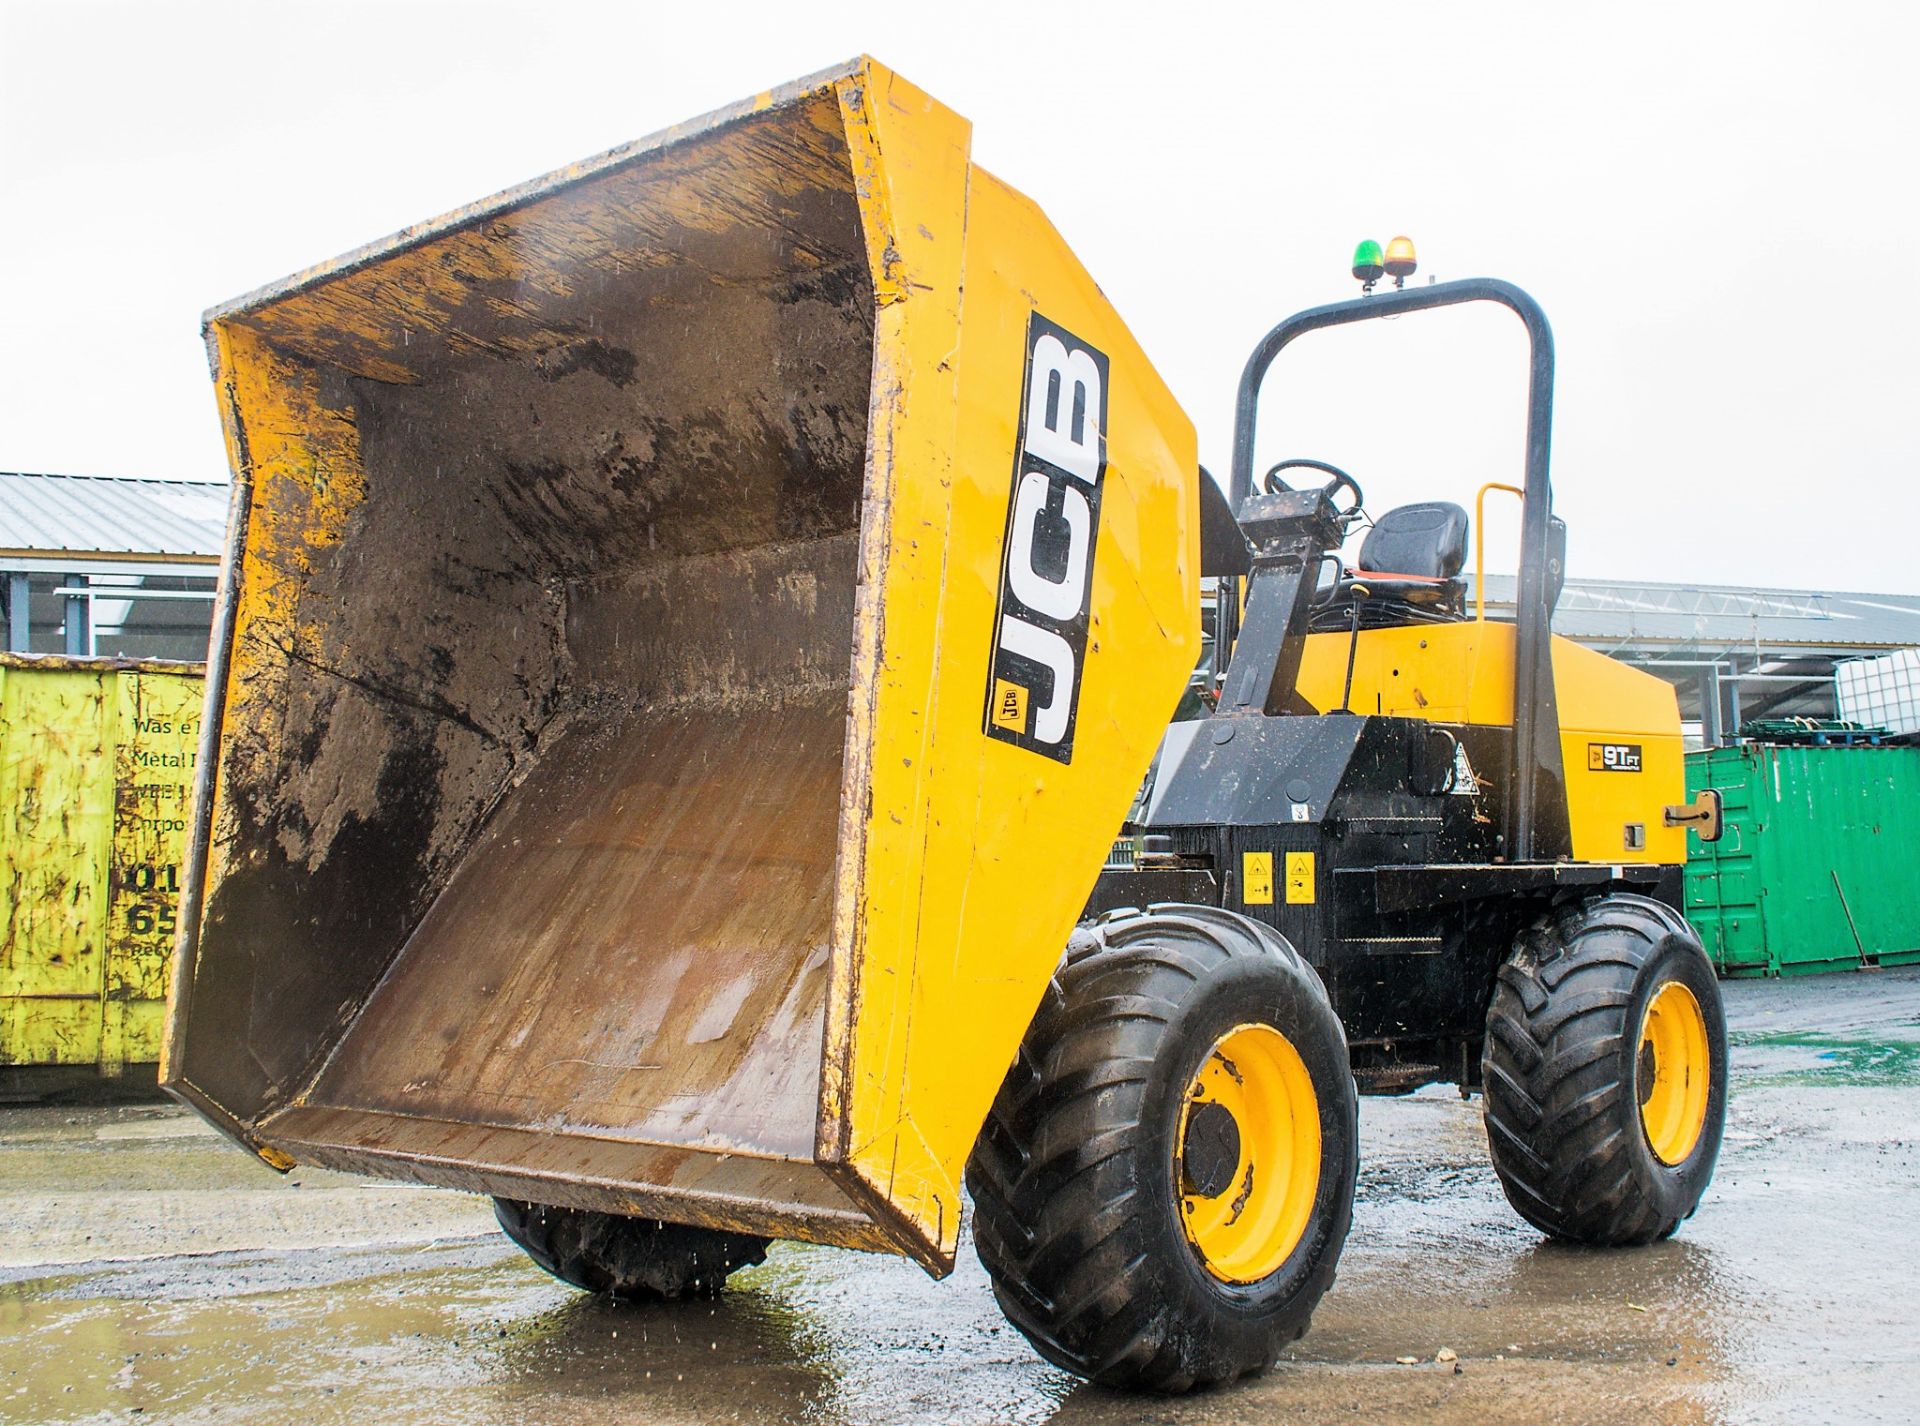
[[1319, 501, 1470, 625]]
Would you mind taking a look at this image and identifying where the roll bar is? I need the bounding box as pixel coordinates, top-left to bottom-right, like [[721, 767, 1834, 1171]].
[[1218, 278, 1561, 861]]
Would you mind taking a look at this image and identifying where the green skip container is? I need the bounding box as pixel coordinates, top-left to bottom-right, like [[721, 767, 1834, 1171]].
[[1685, 742, 1920, 977]]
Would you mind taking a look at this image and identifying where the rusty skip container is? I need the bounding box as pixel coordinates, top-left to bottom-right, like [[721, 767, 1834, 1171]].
[[2, 654, 204, 1079], [163, 58, 1201, 1273]]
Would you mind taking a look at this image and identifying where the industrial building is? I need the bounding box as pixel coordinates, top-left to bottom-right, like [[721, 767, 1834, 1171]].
[[1478, 573, 1920, 745], [0, 471, 226, 662]]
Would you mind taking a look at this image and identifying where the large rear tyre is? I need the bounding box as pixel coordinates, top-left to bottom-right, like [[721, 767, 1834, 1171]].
[[1482, 892, 1727, 1246], [493, 1200, 770, 1302], [966, 906, 1358, 1392]]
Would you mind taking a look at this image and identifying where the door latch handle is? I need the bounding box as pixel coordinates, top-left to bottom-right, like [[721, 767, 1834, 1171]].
[[1662, 788, 1723, 843]]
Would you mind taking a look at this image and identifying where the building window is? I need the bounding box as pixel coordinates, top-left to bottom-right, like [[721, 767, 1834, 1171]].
[[4, 571, 217, 661]]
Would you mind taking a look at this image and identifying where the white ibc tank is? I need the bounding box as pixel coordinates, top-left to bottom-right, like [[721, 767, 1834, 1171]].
[[1837, 647, 1920, 737]]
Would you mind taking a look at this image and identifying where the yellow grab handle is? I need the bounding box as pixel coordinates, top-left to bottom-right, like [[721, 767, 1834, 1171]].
[[1473, 482, 1525, 621]]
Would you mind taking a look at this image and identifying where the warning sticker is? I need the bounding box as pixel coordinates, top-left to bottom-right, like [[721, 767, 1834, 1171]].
[[1285, 851, 1316, 905], [1243, 851, 1274, 906]]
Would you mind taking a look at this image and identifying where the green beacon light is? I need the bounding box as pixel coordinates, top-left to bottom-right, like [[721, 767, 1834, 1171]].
[[1352, 239, 1385, 293]]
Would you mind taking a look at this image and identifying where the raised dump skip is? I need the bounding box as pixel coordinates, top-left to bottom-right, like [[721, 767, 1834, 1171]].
[[164, 59, 1200, 1272]]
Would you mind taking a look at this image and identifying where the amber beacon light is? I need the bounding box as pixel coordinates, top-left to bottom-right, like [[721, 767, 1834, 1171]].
[[1384, 235, 1418, 287]]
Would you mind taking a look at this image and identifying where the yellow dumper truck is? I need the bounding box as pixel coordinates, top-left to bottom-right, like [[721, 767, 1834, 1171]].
[[165, 58, 1726, 1390]]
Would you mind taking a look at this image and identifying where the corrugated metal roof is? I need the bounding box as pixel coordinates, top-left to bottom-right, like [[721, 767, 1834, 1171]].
[[0, 472, 229, 560], [1478, 574, 1920, 654]]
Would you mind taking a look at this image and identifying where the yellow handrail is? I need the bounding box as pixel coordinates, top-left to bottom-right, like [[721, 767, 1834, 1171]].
[[1474, 482, 1525, 621]]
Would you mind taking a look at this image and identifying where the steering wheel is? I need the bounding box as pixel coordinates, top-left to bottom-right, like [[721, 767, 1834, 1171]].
[[1261, 458, 1365, 515]]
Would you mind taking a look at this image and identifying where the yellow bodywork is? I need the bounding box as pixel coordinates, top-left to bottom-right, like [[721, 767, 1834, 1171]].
[[818, 69, 1200, 1258], [1, 655, 203, 1072], [169, 58, 1197, 1274], [1295, 623, 1686, 863]]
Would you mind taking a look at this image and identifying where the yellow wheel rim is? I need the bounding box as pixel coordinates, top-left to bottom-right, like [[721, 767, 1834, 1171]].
[[1176, 1023, 1321, 1283], [1638, 980, 1711, 1165]]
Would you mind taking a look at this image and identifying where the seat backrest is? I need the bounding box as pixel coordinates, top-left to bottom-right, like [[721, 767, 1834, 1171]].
[[1357, 501, 1469, 579]]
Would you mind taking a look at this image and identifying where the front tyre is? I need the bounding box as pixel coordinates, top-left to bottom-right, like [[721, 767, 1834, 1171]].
[[1482, 892, 1728, 1245], [493, 1200, 770, 1302], [966, 906, 1359, 1392]]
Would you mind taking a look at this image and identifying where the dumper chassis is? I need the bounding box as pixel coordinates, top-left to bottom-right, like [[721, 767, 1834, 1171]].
[[958, 279, 1729, 1387]]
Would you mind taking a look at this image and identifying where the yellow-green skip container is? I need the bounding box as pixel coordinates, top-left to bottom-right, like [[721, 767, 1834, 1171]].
[[1, 654, 205, 1077]]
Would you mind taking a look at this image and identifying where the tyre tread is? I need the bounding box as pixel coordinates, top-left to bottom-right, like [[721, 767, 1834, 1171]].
[[1481, 893, 1724, 1246], [493, 1201, 769, 1302], [967, 906, 1354, 1391]]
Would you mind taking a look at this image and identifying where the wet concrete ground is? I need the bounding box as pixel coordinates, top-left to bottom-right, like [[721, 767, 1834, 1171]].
[[3, 969, 1916, 1425]]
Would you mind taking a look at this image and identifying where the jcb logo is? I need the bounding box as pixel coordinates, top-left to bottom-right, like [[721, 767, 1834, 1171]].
[[984, 314, 1110, 762]]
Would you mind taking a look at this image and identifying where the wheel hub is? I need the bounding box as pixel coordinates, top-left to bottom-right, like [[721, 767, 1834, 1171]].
[[1180, 1099, 1242, 1198], [1638, 979, 1711, 1166], [1176, 1023, 1321, 1283]]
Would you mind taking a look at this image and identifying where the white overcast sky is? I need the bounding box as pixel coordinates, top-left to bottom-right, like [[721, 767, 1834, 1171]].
[[3, 1, 1916, 590]]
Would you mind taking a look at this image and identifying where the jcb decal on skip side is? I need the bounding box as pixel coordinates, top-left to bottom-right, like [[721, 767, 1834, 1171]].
[[985, 313, 1110, 762]]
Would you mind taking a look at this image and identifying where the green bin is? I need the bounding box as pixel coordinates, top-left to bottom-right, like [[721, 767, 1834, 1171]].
[[1684, 742, 1920, 976]]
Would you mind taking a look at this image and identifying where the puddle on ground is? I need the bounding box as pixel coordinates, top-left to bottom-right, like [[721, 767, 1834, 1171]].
[[1729, 1031, 1920, 1087], [6, 973, 1919, 1424]]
